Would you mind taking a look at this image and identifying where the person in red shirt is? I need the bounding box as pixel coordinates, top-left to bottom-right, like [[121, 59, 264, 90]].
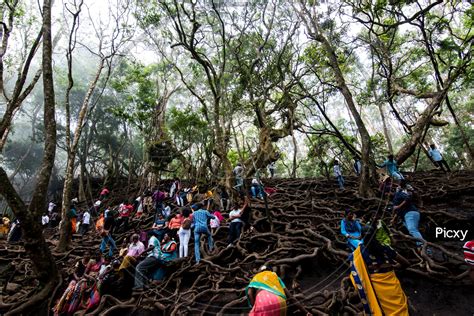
[[116, 200, 133, 233], [463, 240, 474, 285]]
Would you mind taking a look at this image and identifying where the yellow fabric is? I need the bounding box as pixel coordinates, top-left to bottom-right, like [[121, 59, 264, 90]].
[[249, 271, 286, 299], [350, 246, 409, 316], [370, 271, 409, 316], [350, 246, 383, 316], [119, 255, 136, 271]]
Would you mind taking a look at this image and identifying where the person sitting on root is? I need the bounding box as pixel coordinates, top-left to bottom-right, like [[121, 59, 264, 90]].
[[341, 210, 363, 251], [71, 251, 92, 282], [246, 265, 311, 316], [54, 252, 105, 315], [192, 203, 216, 263], [150, 212, 168, 242], [133, 233, 162, 291], [379, 154, 404, 181], [227, 198, 249, 247], [126, 233, 145, 259], [151, 233, 178, 282], [349, 226, 410, 316]]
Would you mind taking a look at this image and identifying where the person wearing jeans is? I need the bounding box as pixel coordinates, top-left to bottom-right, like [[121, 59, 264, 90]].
[[392, 180, 426, 249], [403, 211, 423, 246], [192, 204, 215, 263], [99, 215, 117, 257], [100, 234, 117, 257], [134, 235, 162, 290], [227, 198, 248, 246], [380, 154, 404, 181], [178, 207, 192, 258], [333, 160, 345, 190], [251, 178, 264, 199]]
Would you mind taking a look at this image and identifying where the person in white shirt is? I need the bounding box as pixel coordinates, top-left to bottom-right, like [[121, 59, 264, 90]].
[[233, 163, 244, 190], [428, 144, 451, 172], [126, 234, 145, 258], [268, 162, 276, 178], [48, 201, 56, 214], [333, 160, 345, 190], [80, 210, 91, 235], [251, 178, 264, 199], [227, 198, 248, 247], [42, 213, 50, 227]]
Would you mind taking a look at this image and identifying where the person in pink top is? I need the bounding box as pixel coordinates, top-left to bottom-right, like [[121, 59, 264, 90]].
[[210, 209, 224, 235], [100, 187, 110, 200]]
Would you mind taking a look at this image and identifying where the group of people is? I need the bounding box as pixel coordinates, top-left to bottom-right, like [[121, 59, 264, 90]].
[[51, 179, 263, 315], [338, 148, 461, 316], [333, 143, 451, 190], [6, 147, 466, 316]]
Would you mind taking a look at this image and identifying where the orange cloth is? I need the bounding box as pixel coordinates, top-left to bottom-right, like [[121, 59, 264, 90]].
[[168, 216, 182, 229], [71, 218, 77, 234]]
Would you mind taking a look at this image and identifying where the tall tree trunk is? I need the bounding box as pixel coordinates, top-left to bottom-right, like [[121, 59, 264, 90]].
[[395, 94, 444, 165], [78, 154, 87, 202], [298, 6, 375, 197], [0, 1, 58, 313], [377, 102, 394, 154], [58, 58, 104, 252]]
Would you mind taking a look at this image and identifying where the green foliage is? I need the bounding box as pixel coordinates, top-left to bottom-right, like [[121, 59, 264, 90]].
[[167, 106, 209, 151], [109, 61, 161, 134]]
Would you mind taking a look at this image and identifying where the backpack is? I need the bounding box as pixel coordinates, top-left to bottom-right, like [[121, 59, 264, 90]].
[[182, 218, 191, 230]]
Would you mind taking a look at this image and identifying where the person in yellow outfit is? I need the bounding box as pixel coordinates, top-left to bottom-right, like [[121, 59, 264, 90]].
[[349, 227, 410, 315]]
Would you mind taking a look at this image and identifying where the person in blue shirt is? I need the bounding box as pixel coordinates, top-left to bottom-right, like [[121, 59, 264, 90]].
[[379, 154, 404, 181], [192, 203, 216, 263], [428, 144, 451, 172], [341, 210, 363, 250]]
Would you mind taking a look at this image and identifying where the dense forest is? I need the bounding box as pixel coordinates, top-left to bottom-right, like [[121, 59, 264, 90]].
[[0, 0, 473, 315]]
